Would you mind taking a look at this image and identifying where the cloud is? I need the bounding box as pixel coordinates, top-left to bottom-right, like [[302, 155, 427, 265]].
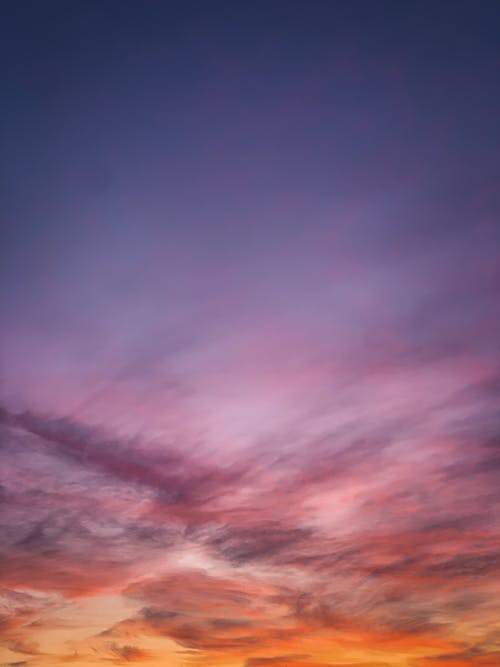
[[100, 570, 301, 655], [106, 644, 151, 663], [2, 396, 500, 665], [245, 661, 389, 667], [244, 656, 312, 667], [0, 405, 239, 596], [208, 523, 313, 564], [414, 647, 500, 666]]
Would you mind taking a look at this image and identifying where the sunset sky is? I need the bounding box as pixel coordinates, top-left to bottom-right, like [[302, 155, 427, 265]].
[[1, 2, 500, 666]]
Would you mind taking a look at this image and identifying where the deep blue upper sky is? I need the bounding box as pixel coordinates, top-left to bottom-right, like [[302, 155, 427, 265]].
[[1, 0, 499, 413]]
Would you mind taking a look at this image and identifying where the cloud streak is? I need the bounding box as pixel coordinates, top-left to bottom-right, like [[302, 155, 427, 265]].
[[2, 378, 500, 666]]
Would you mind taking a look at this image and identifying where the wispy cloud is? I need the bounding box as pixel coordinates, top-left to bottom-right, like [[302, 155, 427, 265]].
[[3, 372, 499, 665]]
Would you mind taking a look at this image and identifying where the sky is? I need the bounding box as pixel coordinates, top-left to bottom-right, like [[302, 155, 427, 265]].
[[1, 1, 500, 666]]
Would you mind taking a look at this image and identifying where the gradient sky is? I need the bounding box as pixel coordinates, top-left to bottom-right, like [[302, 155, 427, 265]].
[[1, 2, 500, 666]]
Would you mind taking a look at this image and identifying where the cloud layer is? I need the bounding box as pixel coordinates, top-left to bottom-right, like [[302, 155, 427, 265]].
[[1, 353, 500, 666]]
